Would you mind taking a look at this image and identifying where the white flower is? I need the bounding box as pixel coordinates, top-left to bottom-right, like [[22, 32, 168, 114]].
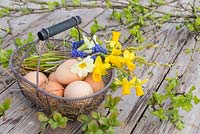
[[71, 56, 95, 77], [83, 35, 95, 49]]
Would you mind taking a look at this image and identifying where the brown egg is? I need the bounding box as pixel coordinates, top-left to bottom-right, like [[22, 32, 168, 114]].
[[64, 81, 93, 98], [48, 72, 57, 82], [24, 71, 47, 87], [55, 59, 84, 85], [44, 81, 64, 97], [84, 74, 105, 93]]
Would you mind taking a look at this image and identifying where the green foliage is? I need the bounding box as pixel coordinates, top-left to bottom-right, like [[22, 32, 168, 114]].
[[90, 20, 104, 35], [148, 77, 200, 130], [0, 8, 10, 18], [78, 111, 121, 134], [105, 0, 112, 8], [184, 48, 192, 54], [111, 11, 122, 22], [21, 8, 33, 14], [15, 32, 35, 47], [0, 36, 2, 45], [104, 95, 121, 113], [47, 1, 60, 10], [77, 94, 121, 134], [72, 0, 80, 5], [149, 0, 165, 5], [69, 27, 81, 40], [0, 49, 13, 68], [0, 98, 12, 119], [37, 112, 69, 130]]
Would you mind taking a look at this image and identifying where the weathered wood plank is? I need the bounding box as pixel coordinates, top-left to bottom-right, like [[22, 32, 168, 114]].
[[132, 36, 200, 134], [0, 83, 40, 134], [109, 26, 190, 134]]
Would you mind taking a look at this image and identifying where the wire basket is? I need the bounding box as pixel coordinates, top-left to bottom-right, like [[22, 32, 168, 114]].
[[9, 16, 115, 119]]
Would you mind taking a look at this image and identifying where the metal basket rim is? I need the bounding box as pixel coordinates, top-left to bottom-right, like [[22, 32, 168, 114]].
[[9, 40, 115, 101]]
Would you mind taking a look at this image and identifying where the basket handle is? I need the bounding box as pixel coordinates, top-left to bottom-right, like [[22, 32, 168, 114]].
[[37, 16, 82, 41]]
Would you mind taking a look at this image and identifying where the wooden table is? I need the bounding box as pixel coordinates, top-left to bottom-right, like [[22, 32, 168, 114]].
[[0, 1, 200, 134]]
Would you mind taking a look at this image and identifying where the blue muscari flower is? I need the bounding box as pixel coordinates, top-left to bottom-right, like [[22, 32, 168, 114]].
[[92, 44, 107, 54], [91, 55, 97, 60], [71, 40, 84, 49], [71, 49, 88, 58]]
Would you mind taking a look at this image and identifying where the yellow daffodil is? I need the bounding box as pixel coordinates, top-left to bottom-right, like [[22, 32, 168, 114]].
[[116, 76, 148, 96], [122, 78, 132, 95], [109, 31, 122, 49], [111, 47, 122, 56], [105, 47, 123, 67], [131, 77, 148, 96], [92, 56, 110, 82], [105, 55, 123, 68], [123, 50, 136, 71]]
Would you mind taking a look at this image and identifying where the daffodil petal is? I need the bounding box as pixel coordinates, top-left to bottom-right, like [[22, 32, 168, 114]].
[[127, 62, 136, 71], [122, 78, 131, 95], [112, 31, 120, 42], [135, 86, 144, 96], [141, 79, 149, 85]]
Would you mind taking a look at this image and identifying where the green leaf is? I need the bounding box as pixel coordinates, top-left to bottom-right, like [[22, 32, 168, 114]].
[[69, 27, 80, 40], [106, 127, 114, 134], [109, 112, 121, 127], [152, 92, 165, 105], [21, 8, 32, 14], [165, 77, 179, 91], [82, 123, 88, 131], [58, 117, 68, 128], [129, 25, 141, 36], [99, 117, 109, 126], [47, 1, 60, 10], [105, 0, 112, 8], [50, 121, 58, 129], [195, 17, 200, 26], [167, 108, 181, 123], [0, 104, 4, 116], [91, 112, 100, 119], [88, 120, 98, 132], [175, 120, 185, 130], [2, 98, 11, 110], [184, 48, 192, 54], [193, 95, 200, 104], [72, 0, 80, 5], [78, 114, 90, 123], [151, 108, 168, 120], [90, 20, 103, 35], [15, 38, 23, 46], [113, 96, 121, 106], [189, 86, 196, 92], [0, 8, 10, 18], [96, 129, 104, 134], [0, 36, 2, 45], [37, 112, 49, 122], [112, 11, 122, 22], [0, 49, 13, 68], [26, 32, 35, 43], [40, 122, 48, 130], [48, 118, 54, 124], [53, 112, 63, 122]]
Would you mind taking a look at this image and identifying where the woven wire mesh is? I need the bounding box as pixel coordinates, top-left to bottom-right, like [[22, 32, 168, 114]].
[[10, 38, 114, 119]]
